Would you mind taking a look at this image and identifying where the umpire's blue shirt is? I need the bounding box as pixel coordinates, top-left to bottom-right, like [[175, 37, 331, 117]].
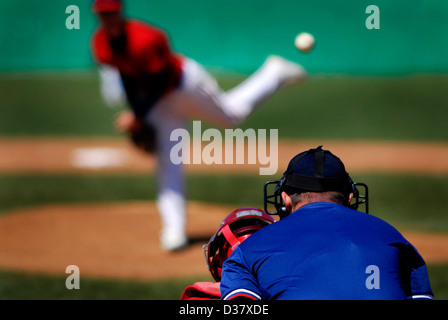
[[220, 202, 433, 300]]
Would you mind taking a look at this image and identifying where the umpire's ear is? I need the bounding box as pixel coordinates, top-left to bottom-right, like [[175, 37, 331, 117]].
[[281, 192, 293, 214], [348, 193, 354, 205]]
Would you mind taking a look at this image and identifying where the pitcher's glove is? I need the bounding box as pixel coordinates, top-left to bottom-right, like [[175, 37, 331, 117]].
[[129, 122, 157, 154]]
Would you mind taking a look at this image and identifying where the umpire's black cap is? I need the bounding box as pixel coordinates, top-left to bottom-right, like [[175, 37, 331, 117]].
[[282, 146, 353, 196]]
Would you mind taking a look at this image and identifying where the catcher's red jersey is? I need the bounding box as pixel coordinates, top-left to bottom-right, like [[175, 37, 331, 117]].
[[180, 282, 221, 300]]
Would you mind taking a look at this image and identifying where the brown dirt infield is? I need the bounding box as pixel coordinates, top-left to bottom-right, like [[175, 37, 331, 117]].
[[1, 201, 448, 282], [0, 202, 234, 281], [1, 137, 448, 282], [2, 137, 448, 174]]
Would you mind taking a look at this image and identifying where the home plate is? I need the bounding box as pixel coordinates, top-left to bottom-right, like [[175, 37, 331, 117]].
[[71, 147, 129, 170]]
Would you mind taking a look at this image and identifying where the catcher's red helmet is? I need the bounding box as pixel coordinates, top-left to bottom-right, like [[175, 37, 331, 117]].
[[203, 207, 275, 282], [92, 0, 123, 13]]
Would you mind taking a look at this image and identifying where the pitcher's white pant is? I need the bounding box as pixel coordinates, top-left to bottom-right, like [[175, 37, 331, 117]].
[[142, 57, 304, 250]]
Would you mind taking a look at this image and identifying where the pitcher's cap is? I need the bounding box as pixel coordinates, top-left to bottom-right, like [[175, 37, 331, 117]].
[[92, 0, 123, 13]]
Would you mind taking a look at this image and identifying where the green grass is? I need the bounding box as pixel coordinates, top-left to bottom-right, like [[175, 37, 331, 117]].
[[0, 269, 211, 300], [1, 73, 448, 141], [358, 173, 448, 232], [0, 264, 447, 300], [0, 174, 157, 214], [428, 264, 448, 300], [245, 75, 448, 141], [1, 173, 448, 232], [0, 73, 122, 137]]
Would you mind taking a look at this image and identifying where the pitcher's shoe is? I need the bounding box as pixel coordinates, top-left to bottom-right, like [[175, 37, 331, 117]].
[[160, 229, 188, 252], [264, 55, 307, 87]]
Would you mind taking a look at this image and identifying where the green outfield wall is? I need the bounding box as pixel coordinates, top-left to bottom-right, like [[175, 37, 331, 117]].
[[2, 0, 448, 74]]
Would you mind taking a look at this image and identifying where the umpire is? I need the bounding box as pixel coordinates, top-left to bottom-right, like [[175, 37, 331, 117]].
[[220, 146, 433, 300]]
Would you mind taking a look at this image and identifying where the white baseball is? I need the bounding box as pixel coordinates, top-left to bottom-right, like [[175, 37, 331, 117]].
[[295, 32, 315, 53]]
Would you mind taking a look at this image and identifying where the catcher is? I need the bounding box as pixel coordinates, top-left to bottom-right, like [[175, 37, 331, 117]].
[[180, 207, 275, 300], [90, 0, 307, 251]]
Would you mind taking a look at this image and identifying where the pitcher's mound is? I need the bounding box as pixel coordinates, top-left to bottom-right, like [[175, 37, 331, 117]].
[[0, 201, 447, 282], [0, 201, 237, 281]]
